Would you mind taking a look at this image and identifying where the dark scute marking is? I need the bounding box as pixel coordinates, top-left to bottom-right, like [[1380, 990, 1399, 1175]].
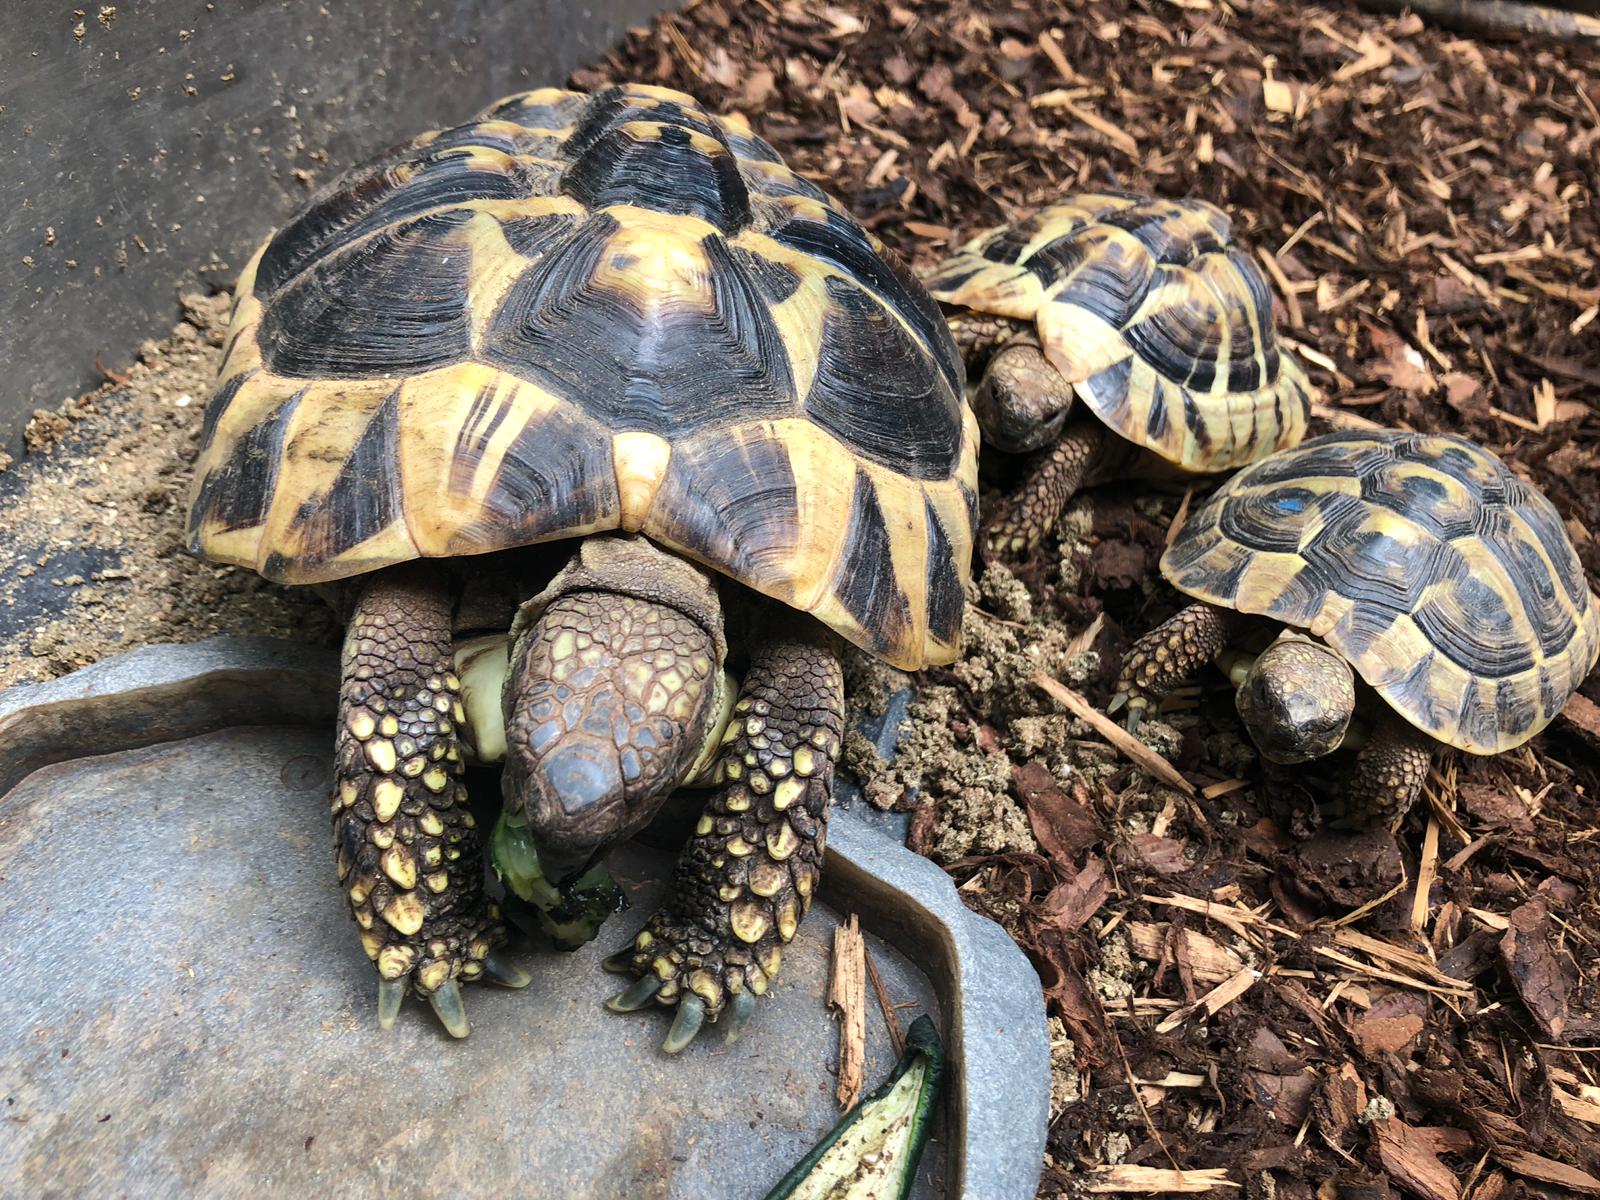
[[1179, 388, 1209, 452], [500, 212, 581, 260], [923, 263, 985, 296], [1452, 678, 1499, 748], [466, 406, 617, 546], [803, 276, 961, 481], [740, 163, 830, 205], [482, 215, 797, 432], [482, 90, 589, 130], [1077, 357, 1134, 417], [292, 389, 403, 562], [651, 435, 800, 586], [197, 370, 253, 457], [722, 129, 785, 164], [261, 211, 475, 379], [1125, 268, 1228, 388], [449, 382, 511, 498], [1477, 514, 1576, 656], [958, 481, 979, 529], [190, 389, 303, 537], [256, 151, 529, 298], [728, 245, 802, 303], [1103, 202, 1228, 263], [980, 215, 1052, 265], [924, 499, 964, 646], [1169, 531, 1252, 601], [1326, 591, 1402, 661], [1219, 486, 1322, 554], [1410, 570, 1533, 677], [1144, 377, 1172, 442], [1496, 677, 1538, 738], [1038, 234, 1154, 327], [1518, 494, 1592, 609], [1381, 651, 1444, 732], [420, 123, 522, 156], [1223, 251, 1274, 394], [773, 209, 960, 394], [561, 87, 722, 163], [1304, 505, 1446, 613], [561, 121, 752, 233], [1538, 666, 1561, 718], [1358, 466, 1477, 541], [836, 470, 911, 651], [1237, 434, 1381, 488]]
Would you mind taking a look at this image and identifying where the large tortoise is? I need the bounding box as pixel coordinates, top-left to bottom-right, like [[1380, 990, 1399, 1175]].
[[1113, 430, 1600, 829], [924, 193, 1314, 558], [187, 83, 977, 1050]]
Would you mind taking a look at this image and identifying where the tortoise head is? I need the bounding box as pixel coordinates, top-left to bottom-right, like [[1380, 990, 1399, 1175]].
[[501, 536, 731, 886], [972, 338, 1075, 454], [1234, 634, 1356, 764]]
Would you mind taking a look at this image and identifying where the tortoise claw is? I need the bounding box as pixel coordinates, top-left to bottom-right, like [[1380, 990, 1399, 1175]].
[[482, 953, 532, 989], [605, 974, 662, 1013], [601, 949, 637, 975], [662, 995, 706, 1055], [723, 992, 757, 1046], [1123, 698, 1146, 734], [428, 980, 471, 1039], [377, 977, 406, 1030]]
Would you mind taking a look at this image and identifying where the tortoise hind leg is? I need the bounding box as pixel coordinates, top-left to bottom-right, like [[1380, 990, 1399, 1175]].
[[605, 625, 844, 1054], [333, 563, 514, 1038]]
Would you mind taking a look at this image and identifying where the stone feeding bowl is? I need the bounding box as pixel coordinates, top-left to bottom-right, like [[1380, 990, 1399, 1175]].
[[0, 638, 1049, 1198]]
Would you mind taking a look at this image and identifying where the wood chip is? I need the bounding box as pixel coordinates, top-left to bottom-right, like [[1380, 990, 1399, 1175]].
[[1155, 965, 1261, 1033], [1033, 674, 1196, 796], [828, 914, 866, 1110], [1086, 1165, 1238, 1192], [1495, 1148, 1600, 1193]]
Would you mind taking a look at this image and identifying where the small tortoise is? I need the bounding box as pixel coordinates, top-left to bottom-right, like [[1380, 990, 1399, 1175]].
[[924, 192, 1314, 558], [1113, 430, 1600, 828], [187, 83, 976, 1049]]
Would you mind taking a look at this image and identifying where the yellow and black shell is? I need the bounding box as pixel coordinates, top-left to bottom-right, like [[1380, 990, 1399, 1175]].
[[925, 192, 1312, 473], [1163, 430, 1600, 755], [186, 84, 977, 670]]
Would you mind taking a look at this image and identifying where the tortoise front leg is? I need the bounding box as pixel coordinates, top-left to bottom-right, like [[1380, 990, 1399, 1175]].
[[334, 564, 521, 1038], [1111, 602, 1246, 728], [605, 626, 844, 1054], [1335, 714, 1433, 832], [983, 421, 1102, 560]]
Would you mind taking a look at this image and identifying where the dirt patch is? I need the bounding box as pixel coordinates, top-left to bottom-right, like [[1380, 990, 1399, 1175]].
[[3, 0, 1599, 1194], [0, 296, 335, 689]]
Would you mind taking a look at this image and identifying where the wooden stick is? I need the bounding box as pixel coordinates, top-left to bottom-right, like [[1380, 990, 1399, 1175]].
[[1032, 674, 1196, 796], [1355, 0, 1600, 42], [829, 914, 867, 1110]]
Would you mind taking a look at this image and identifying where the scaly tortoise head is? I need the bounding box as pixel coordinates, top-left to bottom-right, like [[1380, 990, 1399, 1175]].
[[186, 83, 978, 672], [925, 191, 1313, 474], [1164, 430, 1600, 756]]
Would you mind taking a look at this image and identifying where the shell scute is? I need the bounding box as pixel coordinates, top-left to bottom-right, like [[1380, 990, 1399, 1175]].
[[1163, 431, 1600, 753]]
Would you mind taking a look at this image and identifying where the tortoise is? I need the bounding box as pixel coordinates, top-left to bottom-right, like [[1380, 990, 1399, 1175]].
[[1112, 430, 1600, 829], [186, 83, 977, 1050], [923, 192, 1315, 558]]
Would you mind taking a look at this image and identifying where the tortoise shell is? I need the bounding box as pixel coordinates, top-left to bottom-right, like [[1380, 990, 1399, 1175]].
[[924, 192, 1312, 474], [187, 84, 977, 671], [1163, 430, 1600, 755]]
